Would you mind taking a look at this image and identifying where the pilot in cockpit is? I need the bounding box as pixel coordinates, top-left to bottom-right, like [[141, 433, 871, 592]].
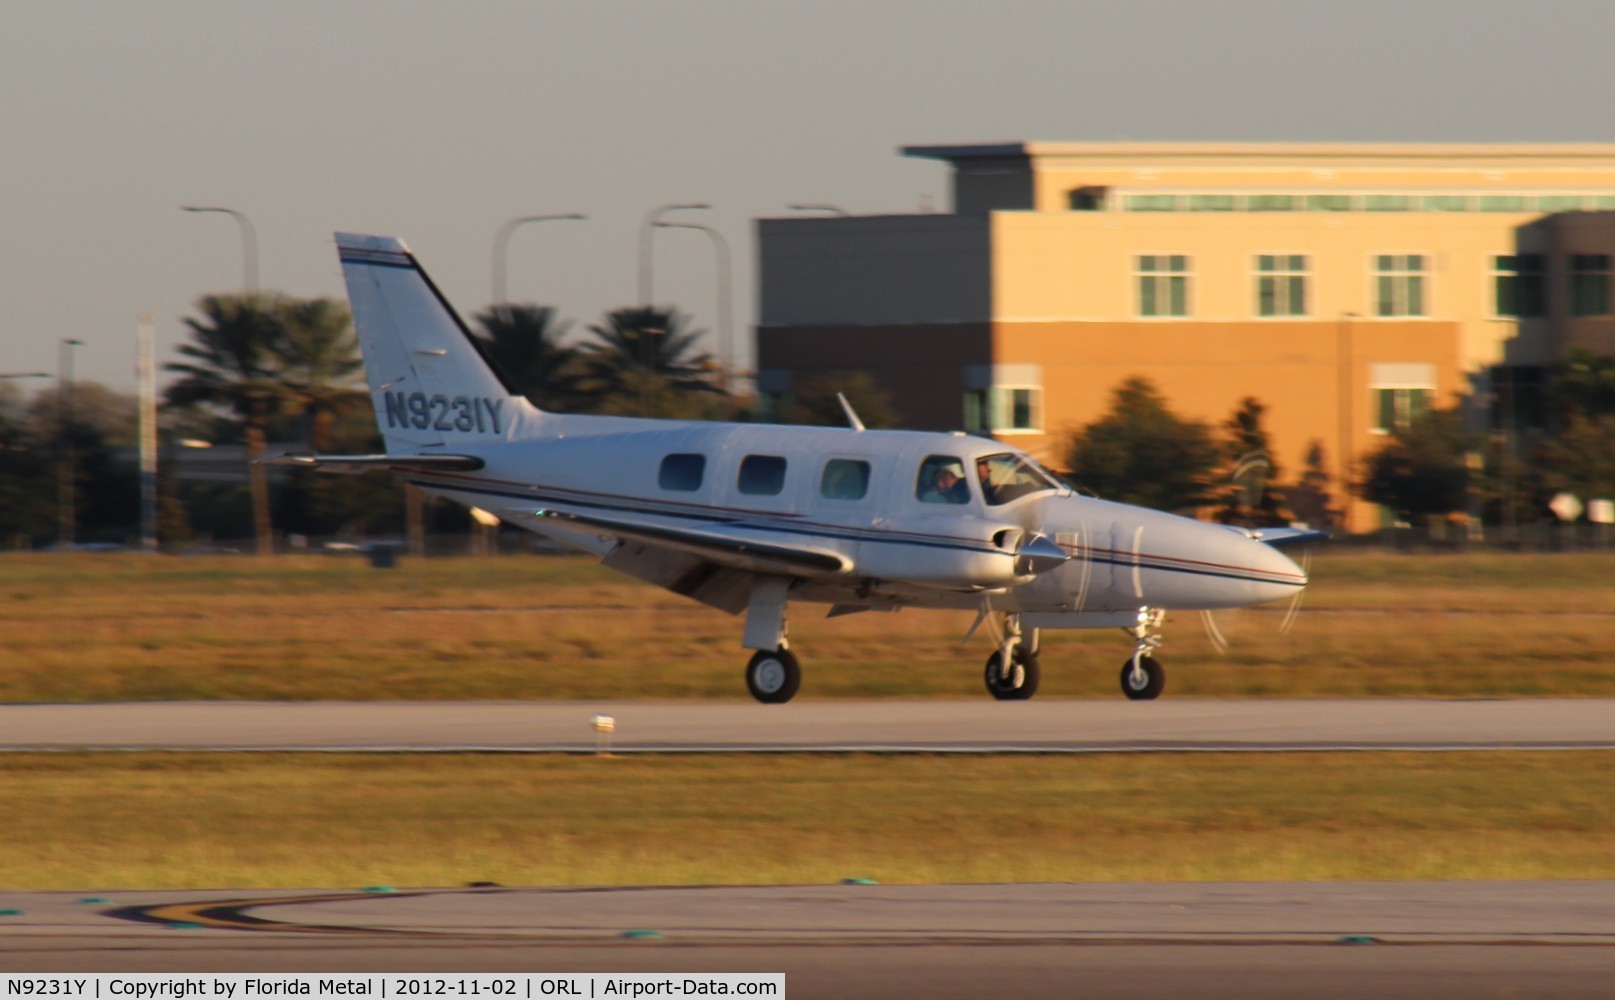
[[920, 458, 971, 504]]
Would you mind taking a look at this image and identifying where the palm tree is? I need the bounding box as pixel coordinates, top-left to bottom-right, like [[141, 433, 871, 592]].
[[274, 297, 364, 450], [469, 304, 580, 410], [578, 306, 721, 416], [165, 294, 289, 553]]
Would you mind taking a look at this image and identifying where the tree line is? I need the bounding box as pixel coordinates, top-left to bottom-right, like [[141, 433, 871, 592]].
[[5, 287, 1613, 549], [0, 293, 889, 551], [1061, 354, 1615, 530]]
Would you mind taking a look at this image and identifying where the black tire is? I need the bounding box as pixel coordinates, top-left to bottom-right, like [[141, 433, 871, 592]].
[[984, 649, 1040, 701], [746, 648, 801, 704], [1120, 654, 1165, 700]]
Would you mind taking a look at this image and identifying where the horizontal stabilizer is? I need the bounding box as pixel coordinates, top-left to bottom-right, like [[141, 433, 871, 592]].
[[536, 509, 851, 577], [262, 452, 485, 475]]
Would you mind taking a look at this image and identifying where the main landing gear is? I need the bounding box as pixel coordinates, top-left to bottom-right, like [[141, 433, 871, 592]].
[[743, 579, 802, 703], [1120, 608, 1166, 700], [746, 647, 801, 704], [983, 612, 1040, 700]]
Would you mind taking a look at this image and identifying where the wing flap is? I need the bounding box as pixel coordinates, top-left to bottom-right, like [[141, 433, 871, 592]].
[[536, 509, 851, 578], [263, 452, 485, 475]]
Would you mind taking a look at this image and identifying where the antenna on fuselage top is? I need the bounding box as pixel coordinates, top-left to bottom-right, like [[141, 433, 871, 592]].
[[836, 393, 865, 432]]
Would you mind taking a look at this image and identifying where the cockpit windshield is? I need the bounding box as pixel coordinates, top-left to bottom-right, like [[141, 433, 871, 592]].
[[974, 452, 1061, 506]]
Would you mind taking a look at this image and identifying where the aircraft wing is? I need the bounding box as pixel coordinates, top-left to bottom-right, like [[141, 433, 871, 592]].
[[262, 452, 486, 475], [534, 508, 852, 578], [1220, 525, 1331, 549]]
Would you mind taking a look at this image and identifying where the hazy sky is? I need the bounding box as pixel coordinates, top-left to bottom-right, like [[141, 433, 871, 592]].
[[7, 0, 1615, 393]]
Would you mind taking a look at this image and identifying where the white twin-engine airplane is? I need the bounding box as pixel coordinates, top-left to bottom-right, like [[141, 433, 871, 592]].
[[279, 233, 1320, 704]]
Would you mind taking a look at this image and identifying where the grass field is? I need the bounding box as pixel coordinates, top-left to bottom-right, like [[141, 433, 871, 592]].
[[2, 550, 1613, 701], [5, 751, 1614, 889]]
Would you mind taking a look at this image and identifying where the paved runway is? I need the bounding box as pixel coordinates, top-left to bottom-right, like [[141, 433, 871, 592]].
[[5, 883, 1615, 997], [9, 701, 1613, 994], [3, 698, 1615, 752]]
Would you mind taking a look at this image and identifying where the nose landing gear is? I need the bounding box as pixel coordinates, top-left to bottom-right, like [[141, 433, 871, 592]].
[[1120, 607, 1166, 700], [983, 612, 1040, 700]]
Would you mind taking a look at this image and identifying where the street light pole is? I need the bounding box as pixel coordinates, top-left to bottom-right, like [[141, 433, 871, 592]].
[[639, 203, 709, 306], [492, 213, 586, 304], [181, 206, 259, 293], [1338, 313, 1356, 532], [655, 221, 732, 403], [57, 337, 83, 548]]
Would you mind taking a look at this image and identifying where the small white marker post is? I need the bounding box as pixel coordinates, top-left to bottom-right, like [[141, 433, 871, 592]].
[[590, 714, 615, 757]]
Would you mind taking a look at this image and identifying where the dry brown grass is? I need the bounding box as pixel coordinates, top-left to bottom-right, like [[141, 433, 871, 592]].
[[4, 751, 1614, 889], [1, 550, 1612, 700]]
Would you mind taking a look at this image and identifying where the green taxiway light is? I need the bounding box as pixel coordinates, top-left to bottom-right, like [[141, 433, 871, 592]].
[[362, 886, 397, 893], [841, 877, 879, 885], [621, 929, 664, 940]]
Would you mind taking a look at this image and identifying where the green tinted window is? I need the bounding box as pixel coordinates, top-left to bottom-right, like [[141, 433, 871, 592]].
[[820, 459, 871, 501]]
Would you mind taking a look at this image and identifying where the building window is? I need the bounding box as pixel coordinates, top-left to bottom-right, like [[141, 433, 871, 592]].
[[1248, 195, 1298, 212], [1374, 254, 1426, 317], [1493, 255, 1545, 318], [1188, 194, 1237, 212], [1372, 388, 1431, 432], [1256, 254, 1308, 317], [1126, 194, 1179, 212], [1307, 194, 1352, 212], [1068, 186, 1108, 211], [1137, 255, 1190, 317], [1571, 254, 1612, 317], [1539, 195, 1584, 212], [1489, 365, 1546, 432], [1423, 195, 1469, 212], [658, 453, 706, 492], [819, 459, 871, 501], [963, 387, 1042, 433], [1479, 195, 1528, 212], [1363, 194, 1415, 212]]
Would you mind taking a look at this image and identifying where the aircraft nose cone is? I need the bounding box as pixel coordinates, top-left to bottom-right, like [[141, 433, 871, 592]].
[[1242, 535, 1308, 603]]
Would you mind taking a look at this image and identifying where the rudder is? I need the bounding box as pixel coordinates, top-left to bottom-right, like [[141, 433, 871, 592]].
[[335, 233, 537, 451]]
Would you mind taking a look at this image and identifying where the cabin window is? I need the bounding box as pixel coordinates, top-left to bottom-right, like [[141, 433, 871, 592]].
[[738, 455, 787, 496], [976, 452, 1060, 506], [658, 453, 706, 492], [820, 459, 871, 500], [916, 455, 970, 505]]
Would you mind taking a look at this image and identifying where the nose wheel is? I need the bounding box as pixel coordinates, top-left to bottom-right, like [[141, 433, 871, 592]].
[[1119, 607, 1166, 700], [1120, 653, 1165, 700]]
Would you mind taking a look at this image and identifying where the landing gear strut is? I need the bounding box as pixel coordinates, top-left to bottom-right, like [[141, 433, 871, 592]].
[[983, 612, 1040, 700], [743, 578, 799, 703], [1119, 607, 1166, 700]]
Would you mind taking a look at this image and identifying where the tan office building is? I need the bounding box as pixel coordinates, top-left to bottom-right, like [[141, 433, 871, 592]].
[[756, 143, 1615, 531]]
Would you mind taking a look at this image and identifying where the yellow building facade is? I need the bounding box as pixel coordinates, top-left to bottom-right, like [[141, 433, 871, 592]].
[[756, 143, 1615, 531]]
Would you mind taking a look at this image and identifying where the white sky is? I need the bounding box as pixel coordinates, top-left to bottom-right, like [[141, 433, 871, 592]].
[[6, 0, 1615, 393]]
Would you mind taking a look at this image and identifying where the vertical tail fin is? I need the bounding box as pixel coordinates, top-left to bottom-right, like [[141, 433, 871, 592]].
[[335, 233, 539, 452]]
